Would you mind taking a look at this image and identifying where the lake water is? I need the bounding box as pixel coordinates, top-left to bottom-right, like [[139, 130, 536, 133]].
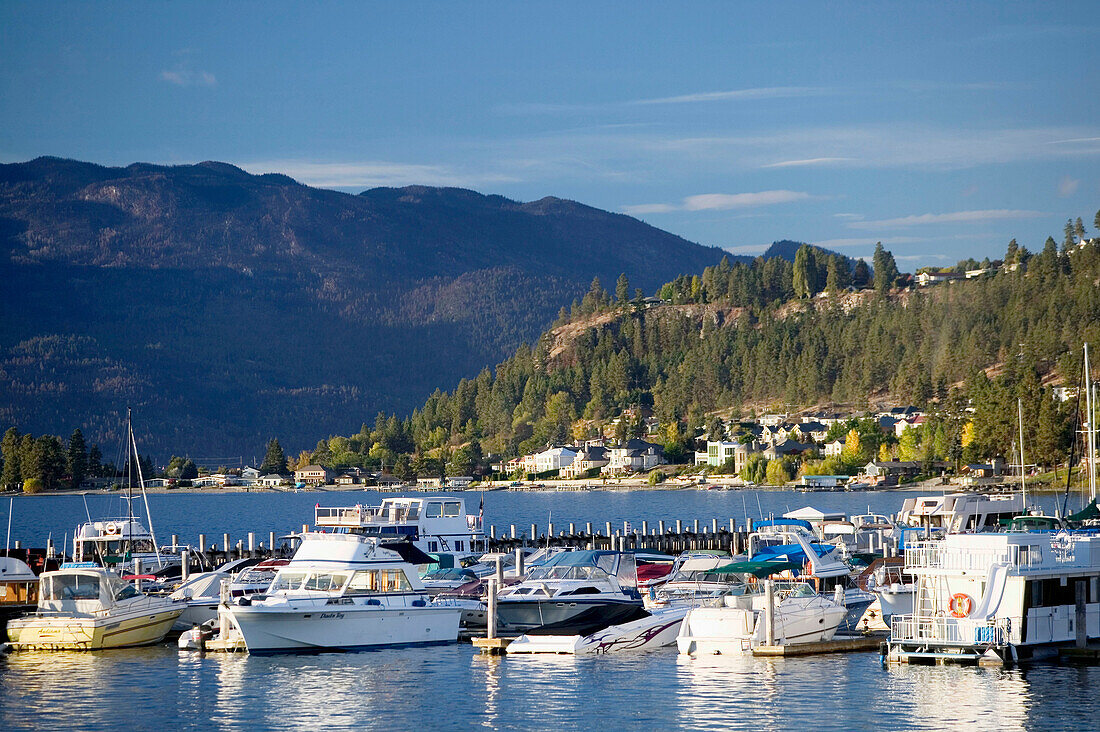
[[2, 489, 1096, 731]]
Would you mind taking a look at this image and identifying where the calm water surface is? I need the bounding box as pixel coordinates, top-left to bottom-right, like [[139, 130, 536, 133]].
[[2, 489, 1093, 730]]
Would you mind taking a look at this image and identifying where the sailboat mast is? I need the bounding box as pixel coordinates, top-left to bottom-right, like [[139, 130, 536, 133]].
[[1087, 344, 1097, 503], [1018, 397, 1027, 510], [126, 408, 133, 541]]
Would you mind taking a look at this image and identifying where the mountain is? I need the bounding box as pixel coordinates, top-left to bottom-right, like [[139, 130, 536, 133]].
[[0, 157, 730, 458]]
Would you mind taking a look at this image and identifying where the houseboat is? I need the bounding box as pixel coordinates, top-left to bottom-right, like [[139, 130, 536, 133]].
[[884, 531, 1100, 665]]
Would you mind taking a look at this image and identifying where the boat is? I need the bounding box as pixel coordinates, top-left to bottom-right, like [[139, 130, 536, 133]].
[[507, 606, 689, 654], [494, 550, 647, 636], [0, 556, 39, 633], [73, 409, 177, 576], [644, 553, 753, 610], [227, 558, 289, 597], [895, 491, 1025, 536], [676, 580, 848, 655], [168, 571, 232, 631], [6, 563, 183, 650], [884, 530, 1100, 665], [222, 532, 462, 653], [313, 496, 487, 554]]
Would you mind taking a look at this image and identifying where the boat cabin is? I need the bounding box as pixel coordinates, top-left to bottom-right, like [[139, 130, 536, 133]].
[[1, 556, 38, 608], [36, 565, 142, 615], [314, 496, 486, 554], [896, 492, 1025, 534], [74, 519, 161, 566]]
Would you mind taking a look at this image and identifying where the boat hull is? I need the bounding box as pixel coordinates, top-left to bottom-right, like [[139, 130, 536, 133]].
[[495, 597, 647, 636], [227, 604, 462, 654], [6, 606, 183, 650], [677, 598, 847, 655]]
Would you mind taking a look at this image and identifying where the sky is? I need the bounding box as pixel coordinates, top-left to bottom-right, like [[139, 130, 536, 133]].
[[2, 2, 1098, 268]]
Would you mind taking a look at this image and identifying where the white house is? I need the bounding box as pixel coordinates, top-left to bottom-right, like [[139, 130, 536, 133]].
[[241, 466, 261, 481], [562, 446, 609, 478], [259, 474, 287, 487], [604, 439, 665, 475], [699, 440, 756, 472], [824, 439, 846, 457], [534, 446, 578, 474]]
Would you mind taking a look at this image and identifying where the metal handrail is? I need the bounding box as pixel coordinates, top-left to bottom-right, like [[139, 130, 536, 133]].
[[890, 613, 1011, 646]]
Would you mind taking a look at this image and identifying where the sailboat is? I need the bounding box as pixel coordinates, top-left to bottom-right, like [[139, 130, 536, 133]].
[[72, 409, 173, 576]]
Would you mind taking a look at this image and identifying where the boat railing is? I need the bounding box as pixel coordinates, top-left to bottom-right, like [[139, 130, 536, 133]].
[[890, 613, 1011, 646], [315, 505, 420, 527], [906, 538, 1097, 572]]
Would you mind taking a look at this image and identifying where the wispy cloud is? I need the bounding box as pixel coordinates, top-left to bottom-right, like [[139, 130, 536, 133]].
[[624, 190, 814, 216], [629, 87, 827, 106], [1058, 176, 1080, 196], [849, 209, 1043, 229], [159, 69, 216, 87], [761, 157, 855, 168], [810, 236, 923, 248], [240, 160, 519, 189], [499, 87, 827, 115]]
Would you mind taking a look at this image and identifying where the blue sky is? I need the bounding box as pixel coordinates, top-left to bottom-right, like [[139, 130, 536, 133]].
[[2, 2, 1097, 268]]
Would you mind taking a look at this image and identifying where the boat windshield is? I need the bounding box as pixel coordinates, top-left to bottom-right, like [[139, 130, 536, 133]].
[[346, 569, 412, 594], [528, 565, 611, 582], [271, 571, 350, 592]]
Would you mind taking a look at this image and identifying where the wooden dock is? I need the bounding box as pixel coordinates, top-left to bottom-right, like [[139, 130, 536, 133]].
[[752, 633, 886, 657]]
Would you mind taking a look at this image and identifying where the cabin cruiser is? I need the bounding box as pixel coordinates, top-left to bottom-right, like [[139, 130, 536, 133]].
[[313, 496, 486, 555], [222, 533, 461, 653], [885, 531, 1100, 665], [0, 557, 39, 632], [896, 491, 1025, 535], [644, 553, 746, 610], [494, 550, 646, 636], [6, 563, 183, 650], [677, 580, 848, 655]]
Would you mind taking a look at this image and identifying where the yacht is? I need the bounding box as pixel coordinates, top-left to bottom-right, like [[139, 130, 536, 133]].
[[494, 550, 646, 636], [6, 563, 183, 650], [1, 556, 39, 632], [895, 491, 1025, 535], [223, 533, 462, 653], [314, 496, 487, 555], [677, 580, 848, 655], [885, 531, 1100, 665]]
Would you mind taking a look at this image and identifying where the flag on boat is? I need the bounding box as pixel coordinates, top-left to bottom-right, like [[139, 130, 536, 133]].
[[478, 493, 484, 527]]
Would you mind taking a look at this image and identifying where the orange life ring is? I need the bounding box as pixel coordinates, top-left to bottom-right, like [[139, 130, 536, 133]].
[[949, 593, 972, 618], [104, 522, 119, 536]]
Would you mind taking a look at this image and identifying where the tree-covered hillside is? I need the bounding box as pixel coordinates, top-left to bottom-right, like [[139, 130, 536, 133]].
[[298, 224, 1100, 477]]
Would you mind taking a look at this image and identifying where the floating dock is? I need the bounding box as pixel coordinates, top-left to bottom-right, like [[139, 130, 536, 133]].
[[752, 632, 886, 657]]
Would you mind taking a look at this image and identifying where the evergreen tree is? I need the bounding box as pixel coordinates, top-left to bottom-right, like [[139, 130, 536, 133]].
[[872, 243, 899, 293], [793, 244, 818, 298], [851, 259, 871, 288], [260, 437, 288, 474], [68, 428, 87, 489], [88, 444, 103, 478], [615, 273, 630, 304], [1, 427, 21, 490]]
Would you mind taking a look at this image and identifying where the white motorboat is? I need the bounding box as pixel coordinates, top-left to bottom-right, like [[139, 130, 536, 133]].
[[313, 496, 486, 555], [495, 550, 646, 636], [223, 533, 461, 653], [508, 606, 689, 654], [644, 553, 750, 610], [6, 563, 183, 650], [677, 581, 847, 656], [169, 571, 232, 631]]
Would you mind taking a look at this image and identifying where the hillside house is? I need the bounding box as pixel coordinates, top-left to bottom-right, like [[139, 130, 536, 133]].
[[535, 446, 578, 474], [824, 439, 846, 457], [698, 440, 757, 472]]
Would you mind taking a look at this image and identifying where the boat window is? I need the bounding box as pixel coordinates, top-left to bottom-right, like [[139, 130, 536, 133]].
[[595, 554, 617, 575], [270, 571, 308, 592], [347, 570, 379, 594], [425, 503, 443, 518], [45, 574, 101, 601], [379, 569, 412, 592], [115, 584, 140, 601], [303, 572, 349, 592], [443, 502, 461, 517], [455, 541, 464, 551]]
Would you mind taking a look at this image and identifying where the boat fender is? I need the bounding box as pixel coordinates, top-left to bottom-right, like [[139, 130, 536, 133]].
[[949, 593, 972, 618]]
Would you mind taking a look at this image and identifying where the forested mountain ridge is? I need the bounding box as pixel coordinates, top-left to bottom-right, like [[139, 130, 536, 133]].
[[297, 231, 1099, 478], [0, 156, 733, 456]]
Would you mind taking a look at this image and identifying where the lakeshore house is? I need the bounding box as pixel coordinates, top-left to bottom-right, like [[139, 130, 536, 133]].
[[697, 440, 756, 473], [561, 446, 609, 478], [259, 474, 287, 487], [603, 438, 666, 475], [295, 465, 333, 486]]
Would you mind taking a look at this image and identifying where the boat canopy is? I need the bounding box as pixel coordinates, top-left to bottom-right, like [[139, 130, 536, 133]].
[[712, 560, 803, 578], [1067, 499, 1100, 523], [755, 518, 813, 531]]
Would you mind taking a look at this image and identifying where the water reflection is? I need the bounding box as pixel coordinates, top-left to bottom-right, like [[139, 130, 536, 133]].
[[3, 644, 1100, 731]]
